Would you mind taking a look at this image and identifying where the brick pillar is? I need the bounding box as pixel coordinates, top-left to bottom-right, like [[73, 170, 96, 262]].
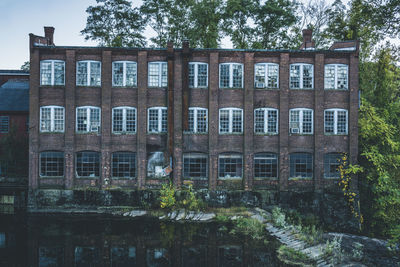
[[208, 52, 219, 190], [349, 53, 359, 190], [314, 53, 325, 190], [137, 51, 148, 188], [279, 53, 290, 190], [64, 50, 76, 189], [29, 49, 40, 189], [101, 50, 112, 188], [243, 53, 254, 190], [173, 52, 183, 188]]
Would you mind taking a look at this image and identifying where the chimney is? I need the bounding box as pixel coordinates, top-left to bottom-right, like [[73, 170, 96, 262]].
[[44, 26, 55, 45], [300, 29, 315, 50], [182, 39, 189, 54]]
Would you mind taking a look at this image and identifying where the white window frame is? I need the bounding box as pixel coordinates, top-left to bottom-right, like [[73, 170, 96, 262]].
[[219, 108, 243, 134], [324, 64, 348, 90], [324, 108, 348, 135], [254, 108, 279, 134], [112, 106, 137, 134], [188, 107, 208, 133], [76, 60, 102, 86], [189, 62, 208, 88], [147, 107, 167, 133], [148, 61, 168, 87], [112, 61, 137, 87], [219, 63, 244, 88], [254, 63, 279, 89], [75, 106, 101, 133], [40, 105, 65, 133], [40, 60, 65, 86], [290, 63, 314, 89], [289, 108, 314, 134]]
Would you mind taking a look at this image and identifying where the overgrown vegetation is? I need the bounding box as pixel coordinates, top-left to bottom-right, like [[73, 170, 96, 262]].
[[159, 182, 205, 211], [277, 245, 316, 266], [230, 217, 265, 240], [159, 182, 176, 210]]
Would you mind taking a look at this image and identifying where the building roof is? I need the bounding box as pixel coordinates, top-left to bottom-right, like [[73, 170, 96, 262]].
[[0, 70, 29, 76], [0, 79, 29, 112]]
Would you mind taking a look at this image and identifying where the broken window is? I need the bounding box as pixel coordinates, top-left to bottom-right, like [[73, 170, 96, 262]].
[[289, 153, 313, 178], [254, 108, 278, 134], [290, 63, 313, 89], [112, 107, 136, 134], [325, 64, 348, 89], [40, 106, 65, 132], [254, 63, 279, 88], [324, 153, 342, 178], [189, 62, 208, 88], [289, 108, 313, 134], [76, 61, 101, 86], [112, 152, 136, 179], [219, 63, 243, 88], [219, 108, 243, 134], [147, 152, 167, 178], [40, 60, 65, 85], [76, 106, 101, 133], [324, 109, 348, 135], [188, 107, 208, 133], [183, 153, 208, 179], [254, 153, 278, 179], [218, 153, 242, 179], [76, 151, 100, 178], [148, 107, 167, 133], [40, 151, 64, 177], [148, 62, 167, 87], [112, 61, 137, 87]]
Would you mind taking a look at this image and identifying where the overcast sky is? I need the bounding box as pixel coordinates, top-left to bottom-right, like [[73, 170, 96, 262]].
[[0, 0, 396, 70]]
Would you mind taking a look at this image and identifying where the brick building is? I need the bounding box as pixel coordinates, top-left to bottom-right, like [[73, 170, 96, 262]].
[[28, 27, 359, 192]]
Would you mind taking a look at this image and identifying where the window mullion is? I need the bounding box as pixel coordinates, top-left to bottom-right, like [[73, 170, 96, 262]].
[[51, 61, 55, 85], [194, 109, 198, 133], [50, 108, 54, 131], [158, 63, 162, 87], [229, 64, 233, 88], [123, 109, 127, 132], [194, 64, 198, 88], [300, 65, 303, 89], [123, 62, 127, 86], [335, 65, 338, 89], [87, 108, 90, 132], [87, 62, 91, 86], [264, 109, 268, 133], [158, 108, 162, 132], [265, 64, 268, 88], [300, 110, 303, 133], [229, 109, 233, 133], [334, 110, 338, 134]]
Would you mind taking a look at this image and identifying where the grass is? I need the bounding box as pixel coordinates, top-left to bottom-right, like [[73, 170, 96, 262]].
[[277, 245, 316, 266], [230, 217, 265, 240]]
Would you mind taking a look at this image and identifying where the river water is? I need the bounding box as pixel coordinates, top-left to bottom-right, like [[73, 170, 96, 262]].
[[0, 213, 289, 267]]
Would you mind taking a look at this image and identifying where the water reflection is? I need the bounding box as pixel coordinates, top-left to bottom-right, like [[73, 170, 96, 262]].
[[0, 214, 283, 267]]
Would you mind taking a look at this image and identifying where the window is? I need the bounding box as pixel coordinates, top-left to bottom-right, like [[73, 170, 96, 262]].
[[0, 162, 6, 177], [189, 62, 208, 88], [112, 152, 136, 178], [290, 64, 313, 89], [325, 64, 348, 89], [324, 109, 348, 135], [254, 108, 278, 134], [188, 107, 208, 133], [289, 108, 313, 134], [324, 153, 341, 178], [40, 106, 65, 132], [183, 153, 208, 179], [148, 62, 167, 87], [0, 116, 9, 133], [76, 151, 100, 178], [148, 107, 167, 133], [219, 63, 243, 88], [39, 151, 64, 177], [254, 63, 279, 88], [218, 153, 242, 179], [112, 107, 136, 134], [219, 108, 243, 134], [254, 153, 278, 179], [112, 61, 137, 87], [147, 152, 166, 178], [40, 60, 65, 85], [76, 61, 101, 86], [76, 106, 101, 133], [290, 153, 313, 178]]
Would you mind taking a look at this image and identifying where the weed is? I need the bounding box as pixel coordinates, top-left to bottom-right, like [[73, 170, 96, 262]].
[[271, 207, 287, 228], [159, 182, 176, 210], [230, 217, 265, 240], [323, 235, 344, 264], [351, 242, 364, 261], [277, 245, 316, 266]]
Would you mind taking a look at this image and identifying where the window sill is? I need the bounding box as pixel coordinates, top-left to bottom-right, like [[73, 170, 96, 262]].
[[75, 176, 99, 179], [324, 133, 348, 136], [40, 132, 65, 134], [289, 133, 313, 136], [76, 85, 102, 88], [147, 132, 167, 135], [219, 87, 244, 90], [218, 177, 242, 180], [147, 86, 167, 89], [189, 87, 208, 90], [255, 133, 278, 136], [112, 86, 138, 89], [289, 177, 313, 180], [324, 88, 348, 91], [111, 177, 136, 180], [183, 177, 208, 180], [76, 132, 101, 135], [219, 132, 243, 135], [254, 87, 279, 90], [254, 177, 278, 180], [39, 85, 65, 88], [290, 88, 314, 90], [112, 132, 136, 135], [39, 176, 64, 179]]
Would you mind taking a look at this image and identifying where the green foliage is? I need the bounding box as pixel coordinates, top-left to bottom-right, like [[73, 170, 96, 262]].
[[323, 236, 345, 264], [271, 207, 287, 228], [178, 184, 205, 211], [81, 0, 146, 47], [159, 182, 176, 210], [230, 217, 265, 240], [20, 61, 30, 71], [277, 245, 316, 266]]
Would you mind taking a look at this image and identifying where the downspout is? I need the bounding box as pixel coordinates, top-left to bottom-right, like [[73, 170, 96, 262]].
[[182, 40, 190, 131]]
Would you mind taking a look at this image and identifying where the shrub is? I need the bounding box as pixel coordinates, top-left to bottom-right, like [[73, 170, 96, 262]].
[[160, 182, 176, 209], [277, 245, 315, 266], [271, 207, 287, 228], [230, 217, 265, 240]]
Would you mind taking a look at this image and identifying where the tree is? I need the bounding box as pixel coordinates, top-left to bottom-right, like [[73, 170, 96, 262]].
[[188, 0, 223, 48], [81, 0, 146, 47], [20, 61, 30, 72], [252, 0, 298, 49], [222, 0, 258, 49]]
